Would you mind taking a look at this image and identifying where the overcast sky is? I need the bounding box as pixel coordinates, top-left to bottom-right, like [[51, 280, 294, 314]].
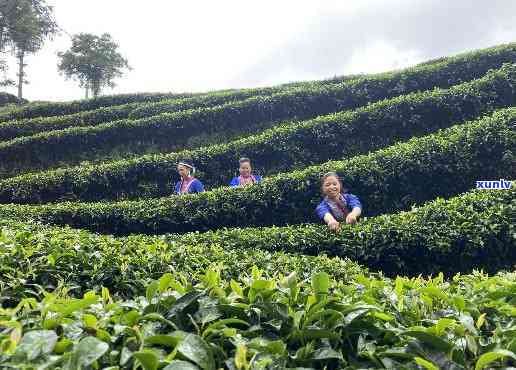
[[2, 0, 516, 102]]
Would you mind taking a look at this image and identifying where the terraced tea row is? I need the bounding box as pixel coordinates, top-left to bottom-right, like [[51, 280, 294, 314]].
[[0, 83, 324, 142], [0, 220, 364, 302], [0, 91, 196, 122], [0, 188, 512, 301], [1, 43, 514, 128], [2, 46, 516, 177], [167, 187, 515, 276], [0, 72, 359, 125], [0, 108, 512, 234], [2, 66, 515, 204]]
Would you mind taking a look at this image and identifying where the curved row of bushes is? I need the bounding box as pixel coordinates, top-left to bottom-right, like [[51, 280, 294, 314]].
[[0, 219, 364, 302], [168, 187, 515, 277], [2, 65, 516, 204], [126, 80, 344, 120], [1, 187, 512, 301], [0, 83, 316, 143], [0, 91, 196, 122], [1, 46, 515, 176], [0, 102, 140, 142], [0, 109, 513, 234], [127, 42, 516, 119], [0, 74, 364, 125]]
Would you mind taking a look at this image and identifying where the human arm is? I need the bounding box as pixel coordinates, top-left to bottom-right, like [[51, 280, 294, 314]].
[[344, 193, 362, 224], [316, 201, 340, 232], [324, 212, 341, 232]]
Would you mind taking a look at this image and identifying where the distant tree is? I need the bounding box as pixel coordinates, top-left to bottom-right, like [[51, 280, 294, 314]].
[[0, 0, 59, 99], [0, 0, 17, 87], [57, 33, 130, 98]]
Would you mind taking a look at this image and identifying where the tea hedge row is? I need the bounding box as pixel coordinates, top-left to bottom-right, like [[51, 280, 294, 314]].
[[0, 219, 365, 303], [2, 66, 516, 204], [126, 81, 343, 121], [0, 102, 140, 142], [168, 187, 515, 277], [0, 73, 362, 124], [0, 187, 512, 304], [0, 92, 196, 123], [125, 42, 516, 119], [1, 43, 511, 123], [1, 262, 515, 369], [0, 109, 513, 234], [2, 45, 516, 176], [0, 84, 310, 143]]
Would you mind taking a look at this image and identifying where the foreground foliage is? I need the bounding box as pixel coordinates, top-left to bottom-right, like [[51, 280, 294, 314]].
[[0, 268, 515, 369]]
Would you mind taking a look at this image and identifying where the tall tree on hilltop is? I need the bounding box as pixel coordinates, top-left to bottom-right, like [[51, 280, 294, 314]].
[[57, 33, 130, 99], [0, 0, 13, 86], [0, 0, 58, 99]]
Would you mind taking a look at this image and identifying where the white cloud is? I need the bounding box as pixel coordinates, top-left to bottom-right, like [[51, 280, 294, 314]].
[[2, 0, 516, 101]]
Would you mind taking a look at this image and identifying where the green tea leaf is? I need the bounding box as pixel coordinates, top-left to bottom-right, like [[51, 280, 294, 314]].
[[312, 272, 330, 296], [434, 318, 455, 336], [146, 281, 159, 302], [230, 279, 244, 297], [54, 338, 73, 354], [404, 330, 454, 352], [145, 334, 181, 347], [83, 313, 97, 329], [159, 273, 174, 292], [74, 336, 109, 367], [176, 334, 215, 370], [16, 330, 58, 360], [415, 356, 439, 370], [235, 344, 248, 369], [101, 287, 111, 304], [475, 349, 516, 370], [476, 313, 486, 329], [134, 349, 160, 370]]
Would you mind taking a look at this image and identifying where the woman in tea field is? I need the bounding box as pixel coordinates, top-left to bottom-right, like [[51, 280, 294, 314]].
[[175, 160, 205, 194], [229, 157, 262, 187], [316, 172, 362, 232]]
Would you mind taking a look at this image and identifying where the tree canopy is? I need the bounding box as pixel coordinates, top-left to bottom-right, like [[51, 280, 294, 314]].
[[0, 0, 58, 97], [58, 33, 130, 98]]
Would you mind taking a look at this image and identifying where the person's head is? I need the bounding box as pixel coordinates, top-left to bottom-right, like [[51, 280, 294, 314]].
[[238, 157, 252, 177], [321, 171, 343, 198], [177, 161, 195, 178]]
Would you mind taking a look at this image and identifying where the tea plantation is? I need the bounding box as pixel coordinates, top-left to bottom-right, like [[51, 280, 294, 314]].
[[0, 44, 514, 369]]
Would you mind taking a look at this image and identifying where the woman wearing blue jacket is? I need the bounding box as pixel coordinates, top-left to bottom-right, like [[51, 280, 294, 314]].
[[175, 160, 205, 194], [229, 157, 262, 187], [315, 172, 362, 232]]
